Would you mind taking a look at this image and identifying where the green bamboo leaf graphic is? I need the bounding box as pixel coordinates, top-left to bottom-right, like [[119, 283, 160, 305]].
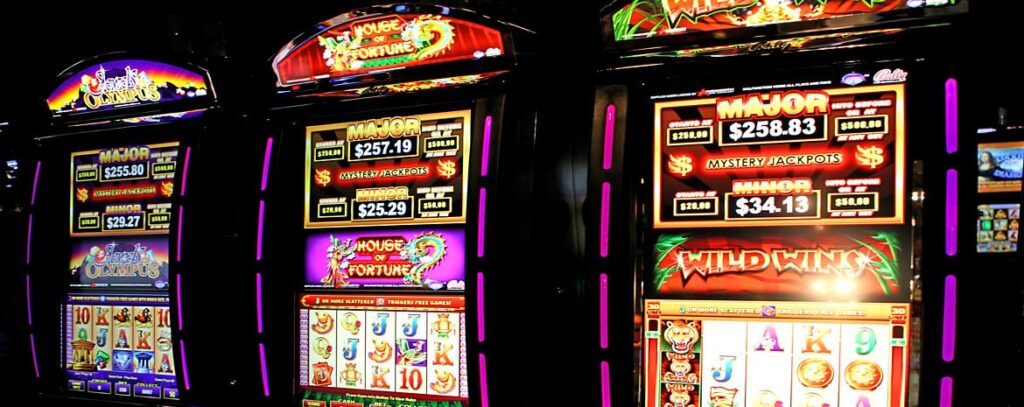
[[654, 234, 690, 290]]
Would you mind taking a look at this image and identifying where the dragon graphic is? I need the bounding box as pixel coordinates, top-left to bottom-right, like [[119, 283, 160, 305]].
[[399, 232, 447, 286], [401, 15, 456, 60]]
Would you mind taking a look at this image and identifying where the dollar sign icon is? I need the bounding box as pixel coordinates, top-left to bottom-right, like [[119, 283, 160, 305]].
[[314, 168, 332, 187], [160, 181, 174, 198], [76, 187, 89, 203], [667, 154, 694, 177], [856, 145, 885, 169], [437, 160, 457, 179]]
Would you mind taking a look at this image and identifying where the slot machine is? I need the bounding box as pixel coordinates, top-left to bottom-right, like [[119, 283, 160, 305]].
[[582, 1, 972, 406], [249, 4, 540, 406], [26, 54, 231, 405]]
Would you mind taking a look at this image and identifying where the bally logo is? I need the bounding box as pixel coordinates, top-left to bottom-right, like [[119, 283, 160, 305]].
[[873, 68, 908, 84]]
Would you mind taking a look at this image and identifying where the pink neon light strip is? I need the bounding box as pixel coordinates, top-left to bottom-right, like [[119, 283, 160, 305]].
[[30, 333, 39, 378], [477, 188, 487, 258], [479, 353, 490, 407], [176, 274, 184, 331], [176, 206, 185, 262], [600, 182, 610, 257], [601, 361, 611, 407], [945, 78, 958, 155], [25, 214, 32, 265], [481, 116, 493, 177], [256, 273, 264, 334], [599, 273, 608, 349], [942, 275, 957, 362], [477, 272, 485, 343], [180, 147, 191, 196], [256, 200, 266, 261], [259, 342, 270, 397], [25, 274, 32, 326], [30, 160, 40, 206], [261, 137, 274, 191], [603, 105, 615, 170], [940, 376, 953, 407], [179, 340, 191, 390]]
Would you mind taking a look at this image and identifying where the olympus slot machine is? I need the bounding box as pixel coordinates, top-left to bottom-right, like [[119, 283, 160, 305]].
[[582, 1, 971, 407], [250, 4, 537, 407], [26, 54, 230, 405]]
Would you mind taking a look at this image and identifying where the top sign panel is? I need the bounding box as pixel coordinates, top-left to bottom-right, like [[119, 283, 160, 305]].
[[654, 82, 905, 229], [610, 0, 961, 42], [48, 59, 211, 116], [273, 13, 505, 86]]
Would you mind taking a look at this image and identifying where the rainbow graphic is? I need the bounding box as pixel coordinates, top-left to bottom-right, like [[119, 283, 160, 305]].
[[48, 59, 210, 115]]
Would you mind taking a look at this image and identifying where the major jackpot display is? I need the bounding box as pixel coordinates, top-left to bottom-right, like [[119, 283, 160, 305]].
[[298, 294, 468, 406], [655, 84, 905, 229], [306, 110, 470, 228], [71, 143, 179, 236]]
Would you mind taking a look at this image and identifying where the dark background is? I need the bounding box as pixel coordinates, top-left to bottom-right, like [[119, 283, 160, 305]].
[[1, 0, 1022, 405]]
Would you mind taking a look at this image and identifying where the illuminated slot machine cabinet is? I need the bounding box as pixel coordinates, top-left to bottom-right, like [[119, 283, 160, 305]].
[[250, 4, 537, 406], [25, 54, 228, 405], [582, 2, 972, 407]]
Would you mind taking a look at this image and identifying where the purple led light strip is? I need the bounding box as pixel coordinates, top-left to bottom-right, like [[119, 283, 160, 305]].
[[603, 105, 615, 170], [261, 137, 274, 191], [25, 274, 32, 326], [25, 214, 32, 265], [477, 188, 487, 258], [256, 273, 264, 334], [477, 272, 486, 342], [257, 200, 266, 261], [479, 353, 489, 407], [601, 361, 611, 407], [600, 182, 610, 257], [30, 333, 39, 378], [940, 376, 953, 407], [30, 160, 40, 206], [945, 170, 957, 256], [180, 147, 191, 196], [480, 115, 493, 177], [945, 78, 958, 155], [179, 340, 191, 390], [176, 274, 184, 331], [259, 342, 270, 397], [599, 273, 608, 349], [942, 275, 957, 362], [177, 206, 185, 262]]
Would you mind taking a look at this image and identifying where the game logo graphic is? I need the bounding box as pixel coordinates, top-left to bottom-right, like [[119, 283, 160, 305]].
[[643, 300, 909, 407], [655, 84, 905, 229], [977, 141, 1024, 193], [71, 143, 179, 236], [611, 0, 959, 42], [305, 110, 470, 228], [69, 238, 170, 291], [66, 295, 178, 400], [652, 227, 911, 302], [48, 60, 209, 116], [273, 13, 504, 86], [306, 229, 466, 291], [978, 204, 1020, 253], [298, 294, 468, 406]]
